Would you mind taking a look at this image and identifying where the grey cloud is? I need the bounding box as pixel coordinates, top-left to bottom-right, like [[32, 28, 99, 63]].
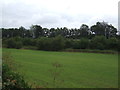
[[35, 14, 61, 25], [1, 0, 118, 30]]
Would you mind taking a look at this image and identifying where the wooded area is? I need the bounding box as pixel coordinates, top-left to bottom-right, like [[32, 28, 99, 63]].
[[2, 21, 120, 51]]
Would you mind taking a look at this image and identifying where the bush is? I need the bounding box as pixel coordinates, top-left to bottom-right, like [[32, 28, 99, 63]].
[[79, 38, 89, 49], [15, 41, 23, 49], [6, 38, 16, 48], [51, 35, 65, 51], [90, 36, 106, 50], [106, 37, 118, 50], [64, 39, 73, 48], [2, 52, 31, 89], [72, 40, 81, 49], [37, 37, 52, 51], [2, 64, 31, 90], [72, 38, 89, 49], [37, 36, 65, 51], [5, 37, 23, 49], [22, 38, 36, 46], [118, 39, 120, 52]]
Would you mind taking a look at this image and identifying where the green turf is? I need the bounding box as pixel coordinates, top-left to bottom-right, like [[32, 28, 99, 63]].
[[3, 48, 118, 88]]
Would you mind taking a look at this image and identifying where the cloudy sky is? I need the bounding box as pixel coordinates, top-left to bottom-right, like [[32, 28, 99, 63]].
[[1, 0, 119, 29]]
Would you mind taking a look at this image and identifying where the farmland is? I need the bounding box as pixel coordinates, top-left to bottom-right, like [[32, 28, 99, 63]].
[[3, 48, 118, 88]]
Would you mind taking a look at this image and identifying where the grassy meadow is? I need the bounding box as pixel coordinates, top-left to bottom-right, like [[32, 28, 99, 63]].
[[3, 48, 118, 88]]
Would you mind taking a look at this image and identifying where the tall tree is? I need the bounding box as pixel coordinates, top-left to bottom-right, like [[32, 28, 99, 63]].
[[49, 28, 56, 37], [80, 24, 89, 37], [19, 26, 26, 38], [30, 25, 43, 38], [90, 21, 117, 38]]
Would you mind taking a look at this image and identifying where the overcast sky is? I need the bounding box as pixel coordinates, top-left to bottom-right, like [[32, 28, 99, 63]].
[[0, 0, 119, 29]]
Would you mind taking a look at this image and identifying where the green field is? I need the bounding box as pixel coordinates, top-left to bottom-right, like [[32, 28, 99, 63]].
[[3, 48, 118, 88]]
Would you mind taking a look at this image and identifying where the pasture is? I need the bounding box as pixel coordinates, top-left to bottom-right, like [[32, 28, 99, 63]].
[[3, 48, 118, 88]]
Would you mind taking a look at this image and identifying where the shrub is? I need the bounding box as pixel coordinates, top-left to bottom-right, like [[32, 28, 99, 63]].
[[2, 52, 31, 89], [6, 38, 16, 48], [72, 38, 90, 49], [36, 37, 52, 51], [51, 35, 65, 51], [118, 39, 120, 52], [37, 36, 65, 51], [65, 39, 74, 48], [90, 36, 106, 50], [22, 38, 36, 46], [5, 37, 23, 49], [106, 37, 118, 50], [79, 38, 89, 49], [2, 64, 31, 90], [15, 41, 23, 49], [72, 40, 81, 49]]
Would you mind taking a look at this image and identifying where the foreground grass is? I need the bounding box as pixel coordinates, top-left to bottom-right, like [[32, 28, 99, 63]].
[[3, 48, 118, 88]]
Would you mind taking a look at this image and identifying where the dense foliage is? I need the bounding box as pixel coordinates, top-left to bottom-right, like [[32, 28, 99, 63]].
[[2, 53, 31, 89], [2, 22, 119, 39], [5, 37, 23, 49], [2, 64, 31, 90], [2, 36, 119, 51], [2, 21, 120, 51]]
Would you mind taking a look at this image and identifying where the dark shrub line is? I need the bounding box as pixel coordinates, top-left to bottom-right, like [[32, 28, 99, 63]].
[[2, 35, 120, 51]]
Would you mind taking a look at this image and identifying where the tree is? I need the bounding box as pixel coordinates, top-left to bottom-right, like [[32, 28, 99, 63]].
[[42, 28, 49, 37], [79, 38, 89, 49], [30, 25, 43, 38], [52, 35, 65, 51], [90, 21, 117, 38], [90, 36, 107, 50], [106, 37, 118, 50], [36, 37, 52, 51], [49, 28, 56, 37], [6, 37, 23, 49], [19, 26, 26, 38], [61, 27, 69, 37], [79, 24, 89, 38], [107, 24, 117, 38], [91, 22, 106, 36]]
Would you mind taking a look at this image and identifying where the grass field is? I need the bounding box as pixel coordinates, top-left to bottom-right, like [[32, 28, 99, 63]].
[[3, 48, 118, 88]]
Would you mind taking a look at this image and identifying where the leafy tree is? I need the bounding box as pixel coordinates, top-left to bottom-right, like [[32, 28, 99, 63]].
[[6, 37, 23, 49], [37, 37, 52, 51], [22, 38, 36, 46], [90, 36, 107, 50], [118, 39, 120, 51], [107, 24, 117, 38], [42, 28, 49, 37], [106, 37, 118, 50], [72, 38, 89, 49], [90, 22, 117, 38], [37, 36, 65, 51], [30, 25, 43, 38], [52, 35, 65, 51], [49, 28, 56, 37], [79, 38, 89, 49], [19, 26, 26, 38], [2, 53, 31, 89], [91, 22, 106, 36], [65, 39, 74, 48], [72, 40, 81, 49], [80, 24, 89, 37], [61, 27, 69, 37], [6, 38, 16, 48]]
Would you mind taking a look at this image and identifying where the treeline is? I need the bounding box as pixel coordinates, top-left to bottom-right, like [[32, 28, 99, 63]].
[[2, 35, 120, 51], [2, 21, 120, 51], [2, 21, 119, 39]]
